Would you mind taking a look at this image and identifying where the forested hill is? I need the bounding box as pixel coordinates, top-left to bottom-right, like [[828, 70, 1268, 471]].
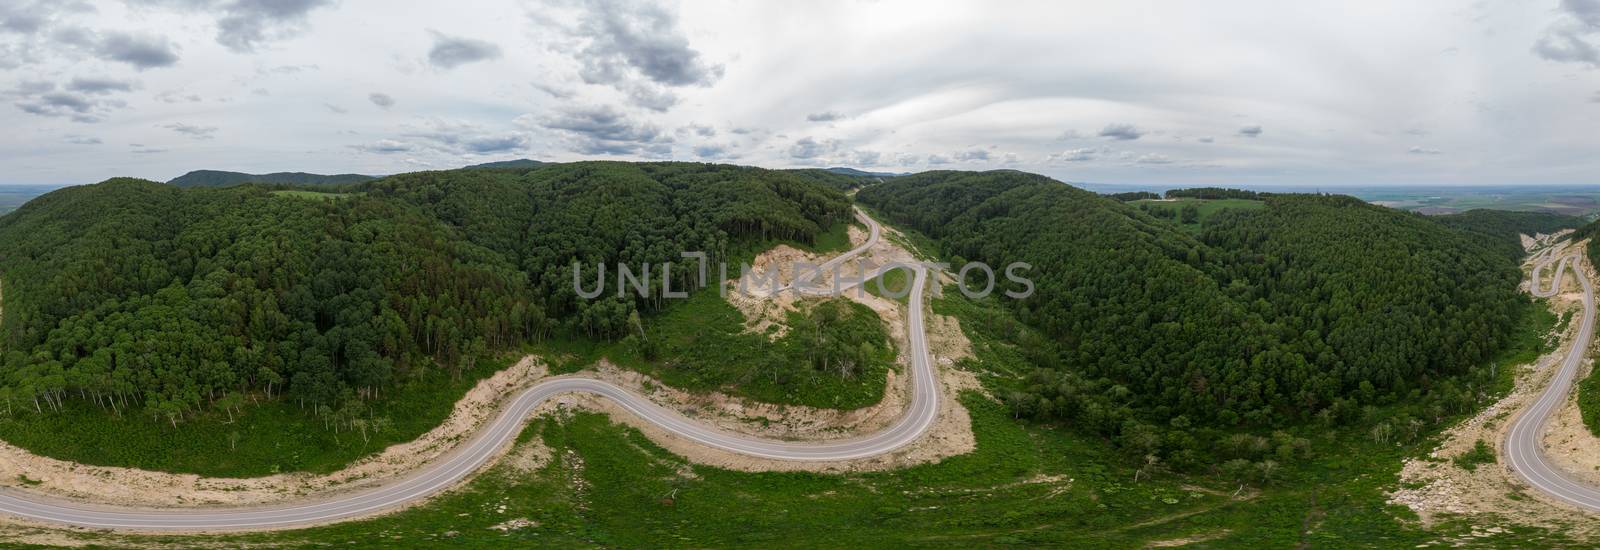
[[858, 171, 1527, 435], [463, 159, 544, 170], [1431, 209, 1585, 259], [0, 162, 849, 424], [168, 170, 377, 188]]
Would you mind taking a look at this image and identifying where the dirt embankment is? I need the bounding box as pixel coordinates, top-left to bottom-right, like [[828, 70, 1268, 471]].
[[1390, 239, 1600, 536]]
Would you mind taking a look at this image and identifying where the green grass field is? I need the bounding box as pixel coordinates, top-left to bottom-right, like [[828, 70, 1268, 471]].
[[863, 265, 913, 304], [546, 287, 896, 410], [1132, 198, 1265, 232]]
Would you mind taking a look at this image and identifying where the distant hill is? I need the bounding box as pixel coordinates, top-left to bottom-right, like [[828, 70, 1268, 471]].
[[824, 167, 907, 178], [169, 170, 376, 188], [464, 159, 545, 170], [1433, 209, 1585, 259]]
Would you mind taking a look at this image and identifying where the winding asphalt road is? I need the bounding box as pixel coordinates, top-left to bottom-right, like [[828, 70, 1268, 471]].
[[1506, 240, 1600, 512], [0, 209, 940, 531]]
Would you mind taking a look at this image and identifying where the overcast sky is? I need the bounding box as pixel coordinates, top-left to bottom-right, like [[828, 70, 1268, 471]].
[[1, 0, 1598, 186]]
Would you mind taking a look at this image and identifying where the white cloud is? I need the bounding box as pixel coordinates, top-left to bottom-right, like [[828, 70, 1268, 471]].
[[0, 1, 1596, 185]]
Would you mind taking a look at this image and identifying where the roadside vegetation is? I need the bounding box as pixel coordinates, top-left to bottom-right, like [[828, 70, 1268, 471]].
[[0, 355, 514, 477]]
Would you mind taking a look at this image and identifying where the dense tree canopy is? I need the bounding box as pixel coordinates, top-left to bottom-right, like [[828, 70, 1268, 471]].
[[1104, 191, 1161, 202], [1165, 187, 1265, 200], [1432, 209, 1584, 259], [0, 162, 851, 426], [859, 171, 1528, 431]]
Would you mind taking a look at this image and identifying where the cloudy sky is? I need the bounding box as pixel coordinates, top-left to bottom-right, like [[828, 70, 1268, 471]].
[[1, 0, 1598, 186]]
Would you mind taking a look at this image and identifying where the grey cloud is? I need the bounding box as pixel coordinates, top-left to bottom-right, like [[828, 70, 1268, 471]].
[[807, 111, 845, 122], [459, 134, 527, 153], [926, 154, 950, 165], [1197, 136, 1215, 143], [63, 135, 101, 145], [547, 0, 723, 111], [152, 90, 199, 103], [1098, 123, 1144, 140], [693, 143, 738, 160], [399, 120, 530, 154], [533, 82, 576, 99], [428, 31, 502, 69], [368, 92, 395, 109], [324, 103, 347, 114], [0, 1, 92, 36], [94, 31, 179, 69], [1591, 90, 1600, 102], [15, 91, 124, 123], [1238, 125, 1263, 137], [1, 9, 45, 34], [1056, 148, 1100, 162], [894, 153, 920, 167], [787, 137, 838, 159], [67, 77, 135, 94], [537, 104, 668, 155], [1134, 153, 1174, 164], [1534, 0, 1600, 66], [1408, 146, 1443, 155], [351, 139, 413, 154], [262, 63, 318, 74], [566, 0, 723, 87], [165, 122, 218, 139], [51, 25, 95, 47], [851, 150, 881, 166], [1057, 129, 1086, 140], [216, 0, 333, 52], [129, 0, 332, 52], [623, 81, 679, 112], [12, 80, 56, 95], [954, 148, 990, 162]]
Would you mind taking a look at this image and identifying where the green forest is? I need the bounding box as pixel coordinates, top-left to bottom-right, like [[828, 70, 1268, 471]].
[[0, 162, 852, 434], [857, 170, 1557, 470]]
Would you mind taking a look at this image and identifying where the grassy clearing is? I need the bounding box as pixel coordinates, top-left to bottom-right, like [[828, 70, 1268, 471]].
[[0, 355, 515, 477], [547, 287, 895, 410], [1132, 198, 1265, 232], [863, 265, 913, 304]]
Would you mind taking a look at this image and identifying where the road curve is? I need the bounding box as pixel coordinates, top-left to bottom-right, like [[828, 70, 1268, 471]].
[[0, 208, 941, 531], [1506, 244, 1600, 512]]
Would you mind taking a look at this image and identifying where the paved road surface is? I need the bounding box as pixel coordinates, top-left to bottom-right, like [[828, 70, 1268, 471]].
[[1506, 242, 1600, 512], [0, 208, 941, 531]]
